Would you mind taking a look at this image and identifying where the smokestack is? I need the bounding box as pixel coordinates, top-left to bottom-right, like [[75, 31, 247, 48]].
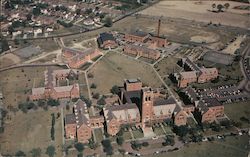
[[157, 19, 161, 37]]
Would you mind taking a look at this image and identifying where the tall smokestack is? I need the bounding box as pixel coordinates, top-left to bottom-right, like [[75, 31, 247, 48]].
[[157, 18, 161, 37]]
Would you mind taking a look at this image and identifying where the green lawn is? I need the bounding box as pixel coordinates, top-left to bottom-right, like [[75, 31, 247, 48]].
[[123, 131, 133, 141], [153, 135, 249, 157], [132, 130, 144, 139], [225, 101, 250, 128], [94, 128, 104, 143], [153, 126, 165, 136]]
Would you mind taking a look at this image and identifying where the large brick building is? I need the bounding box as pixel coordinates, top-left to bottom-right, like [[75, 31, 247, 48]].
[[30, 68, 80, 101], [103, 79, 188, 136], [123, 44, 161, 60], [182, 87, 224, 124], [62, 47, 102, 69], [175, 58, 218, 88], [65, 99, 104, 143]]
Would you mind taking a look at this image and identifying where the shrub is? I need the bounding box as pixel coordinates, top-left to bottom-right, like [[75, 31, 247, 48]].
[[74, 143, 84, 152], [46, 145, 56, 157]]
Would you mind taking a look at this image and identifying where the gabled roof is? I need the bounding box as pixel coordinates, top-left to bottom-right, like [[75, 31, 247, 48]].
[[65, 114, 76, 124]]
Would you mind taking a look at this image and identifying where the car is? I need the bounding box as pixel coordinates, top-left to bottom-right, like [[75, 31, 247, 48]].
[[202, 137, 208, 142], [238, 132, 243, 136], [154, 151, 160, 154]]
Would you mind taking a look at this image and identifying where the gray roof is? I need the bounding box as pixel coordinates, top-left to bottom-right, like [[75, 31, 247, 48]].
[[153, 96, 176, 106], [129, 30, 148, 37]]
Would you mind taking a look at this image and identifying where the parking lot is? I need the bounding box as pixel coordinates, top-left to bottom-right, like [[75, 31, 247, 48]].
[[197, 84, 249, 104]]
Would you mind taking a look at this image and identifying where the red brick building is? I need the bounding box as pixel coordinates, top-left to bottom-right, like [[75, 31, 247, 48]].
[[30, 68, 80, 101], [123, 44, 161, 60], [65, 99, 104, 143], [124, 31, 149, 43], [62, 47, 102, 69], [175, 57, 218, 88]]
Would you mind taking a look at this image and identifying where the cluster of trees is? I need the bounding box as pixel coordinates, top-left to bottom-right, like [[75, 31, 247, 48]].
[[88, 136, 98, 149], [110, 85, 120, 95], [0, 36, 10, 53], [18, 99, 60, 113], [50, 113, 55, 141], [116, 129, 124, 146], [103, 17, 113, 27], [211, 3, 230, 12], [162, 135, 175, 146], [131, 141, 149, 150], [102, 139, 113, 155], [57, 20, 73, 28]]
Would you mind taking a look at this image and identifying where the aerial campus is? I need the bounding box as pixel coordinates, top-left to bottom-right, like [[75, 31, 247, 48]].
[[0, 0, 249, 157]]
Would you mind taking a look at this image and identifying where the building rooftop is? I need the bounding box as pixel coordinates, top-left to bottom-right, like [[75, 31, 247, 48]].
[[129, 30, 148, 37], [65, 114, 76, 124]]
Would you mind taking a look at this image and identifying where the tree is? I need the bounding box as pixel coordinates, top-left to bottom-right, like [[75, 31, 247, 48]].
[[30, 148, 41, 157], [90, 83, 97, 89], [224, 3, 230, 10], [217, 4, 224, 12], [75, 143, 84, 152], [111, 85, 120, 95], [116, 136, 124, 146], [103, 17, 113, 27], [15, 151, 26, 157], [33, 7, 41, 16], [0, 36, 10, 53], [212, 3, 216, 11], [46, 145, 56, 157], [47, 99, 60, 106], [173, 125, 189, 137], [92, 93, 100, 99], [102, 139, 113, 155]]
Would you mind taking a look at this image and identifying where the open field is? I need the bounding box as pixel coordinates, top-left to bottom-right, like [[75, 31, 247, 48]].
[[0, 109, 63, 156], [152, 135, 249, 157], [222, 35, 246, 55], [225, 101, 250, 128], [0, 66, 64, 108], [88, 51, 162, 94], [140, 1, 250, 28], [0, 53, 21, 69]]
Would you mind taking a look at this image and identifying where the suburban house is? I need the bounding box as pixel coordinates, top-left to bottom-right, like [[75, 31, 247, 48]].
[[29, 68, 80, 101], [175, 57, 218, 88], [103, 79, 188, 136], [65, 99, 104, 143], [97, 32, 118, 49], [62, 47, 102, 69]]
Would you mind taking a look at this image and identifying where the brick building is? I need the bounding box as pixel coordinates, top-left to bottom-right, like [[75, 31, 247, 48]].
[[62, 47, 102, 69], [30, 68, 80, 101], [65, 99, 104, 143], [124, 30, 149, 43], [103, 79, 188, 136], [175, 57, 218, 88], [97, 32, 118, 49], [182, 87, 224, 124], [123, 44, 161, 60]]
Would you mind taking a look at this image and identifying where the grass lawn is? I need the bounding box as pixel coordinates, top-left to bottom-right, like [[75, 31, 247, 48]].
[[0, 66, 63, 108], [77, 72, 89, 98], [94, 128, 104, 143], [162, 125, 174, 135], [132, 130, 144, 139], [154, 57, 182, 77], [224, 101, 250, 128], [0, 109, 63, 156], [123, 131, 133, 141], [88, 51, 162, 94], [153, 126, 165, 136], [152, 135, 249, 157]]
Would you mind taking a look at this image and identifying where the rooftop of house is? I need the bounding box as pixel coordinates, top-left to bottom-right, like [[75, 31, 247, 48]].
[[182, 57, 201, 72]]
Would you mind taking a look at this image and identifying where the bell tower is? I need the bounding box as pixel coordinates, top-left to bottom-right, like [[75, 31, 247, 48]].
[[141, 87, 154, 127]]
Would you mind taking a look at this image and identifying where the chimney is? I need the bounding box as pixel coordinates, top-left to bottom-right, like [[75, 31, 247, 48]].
[[157, 18, 161, 37]]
